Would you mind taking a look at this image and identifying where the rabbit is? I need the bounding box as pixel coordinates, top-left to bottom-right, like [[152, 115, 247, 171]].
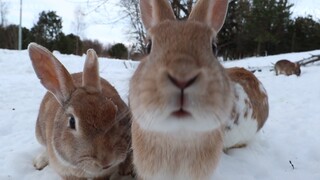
[[128, 0, 269, 179], [274, 59, 301, 76], [28, 43, 134, 180], [223, 67, 269, 150]]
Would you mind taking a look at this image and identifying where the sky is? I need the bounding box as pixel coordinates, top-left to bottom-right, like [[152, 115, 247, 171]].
[[4, 0, 320, 46]]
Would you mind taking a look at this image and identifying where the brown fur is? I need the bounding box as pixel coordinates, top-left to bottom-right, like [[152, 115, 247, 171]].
[[29, 43, 133, 180], [227, 67, 269, 130], [129, 0, 268, 179], [130, 0, 231, 179], [130, 20, 232, 179], [274, 59, 301, 76]]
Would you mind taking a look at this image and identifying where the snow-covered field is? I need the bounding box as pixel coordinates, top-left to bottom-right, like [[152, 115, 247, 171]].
[[0, 49, 319, 179]]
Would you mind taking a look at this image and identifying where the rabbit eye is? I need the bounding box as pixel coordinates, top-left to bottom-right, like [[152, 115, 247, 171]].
[[68, 115, 76, 130], [146, 40, 152, 54], [212, 42, 218, 56]]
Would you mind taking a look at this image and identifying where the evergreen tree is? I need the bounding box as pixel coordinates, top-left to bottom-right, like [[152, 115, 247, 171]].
[[2, 25, 18, 49], [246, 0, 293, 56], [291, 16, 320, 52], [22, 27, 31, 49], [219, 0, 252, 59], [82, 39, 106, 56], [30, 11, 63, 50], [108, 43, 128, 59], [55, 33, 83, 55]]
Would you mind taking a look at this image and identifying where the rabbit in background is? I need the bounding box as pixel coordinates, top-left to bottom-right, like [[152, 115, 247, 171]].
[[274, 59, 301, 76]]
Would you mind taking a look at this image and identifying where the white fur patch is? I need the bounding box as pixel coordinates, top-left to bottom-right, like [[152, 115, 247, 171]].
[[223, 83, 259, 149], [132, 88, 230, 133], [223, 116, 258, 149], [259, 82, 267, 95], [133, 105, 224, 133], [33, 150, 49, 170]]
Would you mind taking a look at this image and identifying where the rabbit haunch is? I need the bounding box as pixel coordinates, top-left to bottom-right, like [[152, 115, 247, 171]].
[[28, 43, 133, 179], [224, 67, 269, 150]]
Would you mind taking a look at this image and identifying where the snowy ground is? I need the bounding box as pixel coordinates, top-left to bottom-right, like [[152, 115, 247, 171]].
[[0, 49, 320, 180]]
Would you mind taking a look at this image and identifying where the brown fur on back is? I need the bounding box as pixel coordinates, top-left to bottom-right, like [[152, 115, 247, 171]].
[[226, 67, 269, 130]]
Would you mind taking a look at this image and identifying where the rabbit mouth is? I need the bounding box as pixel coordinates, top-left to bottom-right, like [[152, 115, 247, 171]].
[[171, 108, 191, 118], [102, 164, 113, 170]]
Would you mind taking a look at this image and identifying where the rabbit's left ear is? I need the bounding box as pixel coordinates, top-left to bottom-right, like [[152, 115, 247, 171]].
[[28, 43, 76, 105], [82, 49, 101, 92], [140, 0, 176, 30], [188, 0, 229, 33]]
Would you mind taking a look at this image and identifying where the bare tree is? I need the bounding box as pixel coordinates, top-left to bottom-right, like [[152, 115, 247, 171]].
[[119, 0, 146, 53], [118, 0, 197, 53], [84, 0, 197, 54], [0, 0, 9, 27], [72, 6, 87, 37], [170, 0, 196, 20], [72, 5, 87, 54], [84, 0, 124, 25]]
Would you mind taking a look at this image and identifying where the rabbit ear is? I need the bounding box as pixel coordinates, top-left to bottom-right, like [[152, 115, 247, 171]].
[[188, 0, 229, 33], [140, 0, 176, 30], [82, 49, 101, 92], [28, 43, 76, 105]]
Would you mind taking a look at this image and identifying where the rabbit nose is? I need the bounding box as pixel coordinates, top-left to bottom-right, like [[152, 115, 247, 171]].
[[167, 73, 198, 89]]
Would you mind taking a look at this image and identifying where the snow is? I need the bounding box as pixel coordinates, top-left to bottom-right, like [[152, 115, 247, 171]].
[[0, 48, 320, 179]]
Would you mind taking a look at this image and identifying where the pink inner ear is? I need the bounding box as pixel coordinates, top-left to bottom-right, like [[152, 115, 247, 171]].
[[210, 0, 229, 32], [28, 43, 76, 104], [140, 0, 153, 29], [188, 0, 228, 32], [140, 0, 176, 30]]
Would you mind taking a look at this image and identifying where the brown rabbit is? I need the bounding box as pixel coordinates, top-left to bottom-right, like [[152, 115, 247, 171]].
[[274, 59, 301, 76], [28, 43, 133, 180], [129, 0, 269, 179], [224, 67, 269, 150]]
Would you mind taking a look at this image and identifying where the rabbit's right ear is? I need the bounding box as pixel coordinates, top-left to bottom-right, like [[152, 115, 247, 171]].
[[28, 43, 76, 105], [140, 0, 176, 30]]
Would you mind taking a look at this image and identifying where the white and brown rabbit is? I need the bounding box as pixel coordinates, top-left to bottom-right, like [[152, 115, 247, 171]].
[[274, 59, 301, 76], [224, 67, 269, 150], [129, 0, 269, 179], [28, 43, 134, 180]]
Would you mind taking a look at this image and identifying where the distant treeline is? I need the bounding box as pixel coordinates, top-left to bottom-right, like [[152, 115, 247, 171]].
[[0, 11, 129, 59], [217, 0, 320, 60], [1, 0, 320, 60]]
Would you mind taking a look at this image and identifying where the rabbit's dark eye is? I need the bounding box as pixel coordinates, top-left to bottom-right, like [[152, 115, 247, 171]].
[[212, 42, 218, 56], [68, 115, 76, 130], [146, 40, 152, 54]]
